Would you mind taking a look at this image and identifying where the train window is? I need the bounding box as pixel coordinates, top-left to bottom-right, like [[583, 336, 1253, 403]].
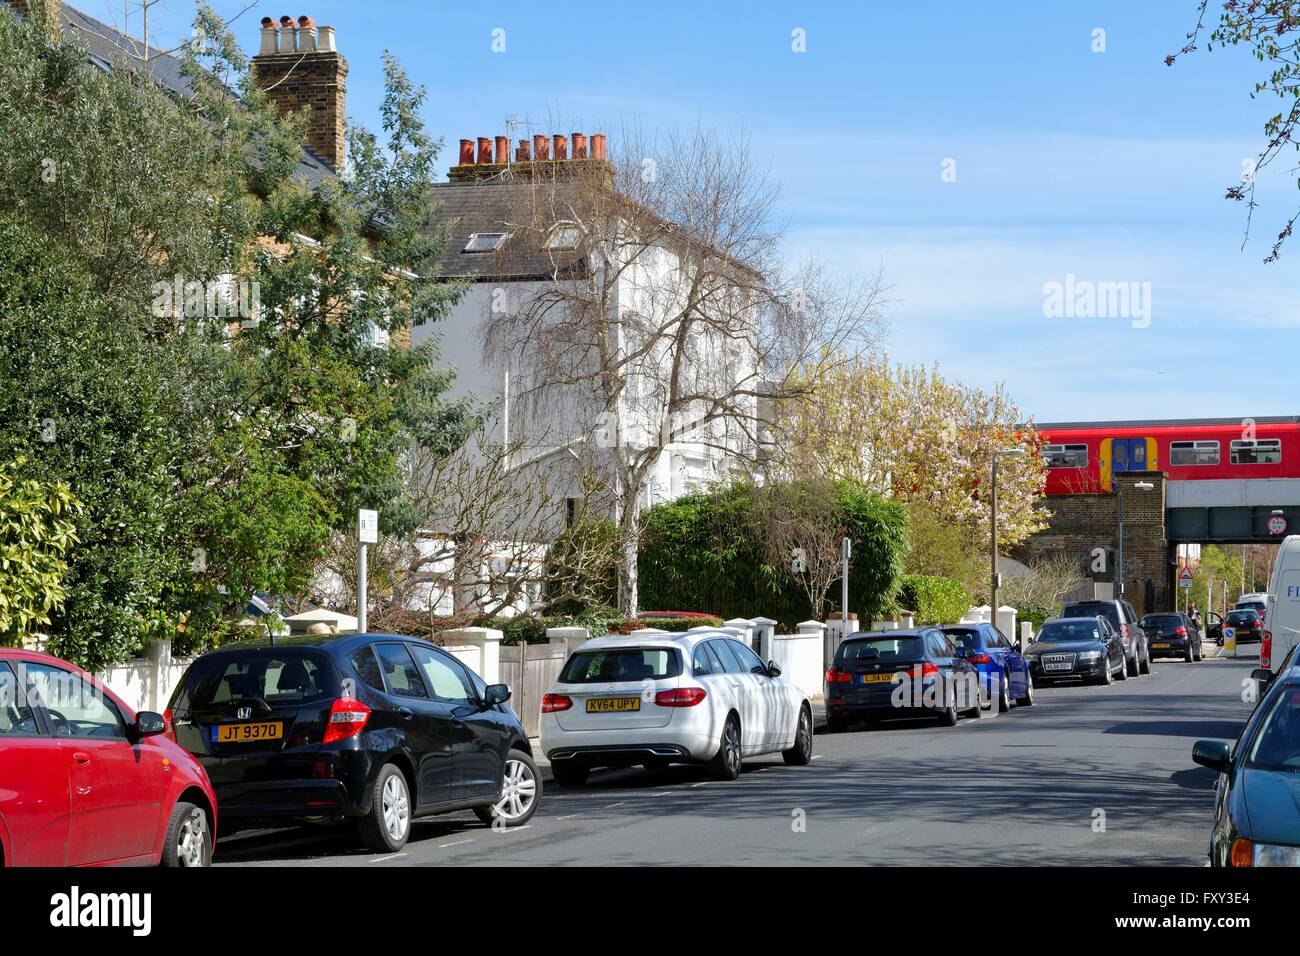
[[1230, 439, 1281, 465], [1170, 440, 1220, 466], [1044, 443, 1088, 468]]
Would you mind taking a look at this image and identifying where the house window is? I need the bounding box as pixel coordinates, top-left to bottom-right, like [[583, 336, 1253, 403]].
[[545, 223, 582, 250], [463, 232, 509, 253], [1170, 440, 1220, 466], [1230, 439, 1282, 465], [1043, 443, 1088, 468]]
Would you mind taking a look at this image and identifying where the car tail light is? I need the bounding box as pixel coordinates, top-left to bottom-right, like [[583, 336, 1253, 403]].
[[1175, 627, 1187, 636], [1261, 632, 1272, 669], [966, 653, 991, 664], [541, 693, 573, 713], [163, 708, 176, 743], [654, 687, 707, 707], [825, 667, 852, 684], [322, 697, 371, 744], [920, 662, 939, 678], [1230, 838, 1253, 868], [1121, 623, 1130, 644]]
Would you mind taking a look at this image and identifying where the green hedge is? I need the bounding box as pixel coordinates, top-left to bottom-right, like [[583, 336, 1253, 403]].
[[617, 614, 724, 634], [637, 481, 909, 631], [492, 604, 629, 645], [897, 574, 970, 626], [1013, 602, 1053, 633]]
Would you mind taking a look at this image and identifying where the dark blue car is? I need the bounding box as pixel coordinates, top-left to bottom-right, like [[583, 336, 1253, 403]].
[[940, 623, 1035, 711], [1193, 648, 1300, 866], [824, 628, 984, 732]]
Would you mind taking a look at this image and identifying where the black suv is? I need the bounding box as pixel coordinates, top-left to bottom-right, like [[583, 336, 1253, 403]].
[[1061, 599, 1149, 677], [166, 633, 539, 853], [1139, 612, 1203, 662]]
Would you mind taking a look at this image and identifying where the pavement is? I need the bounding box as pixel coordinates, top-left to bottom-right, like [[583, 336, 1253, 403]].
[[214, 644, 1258, 866]]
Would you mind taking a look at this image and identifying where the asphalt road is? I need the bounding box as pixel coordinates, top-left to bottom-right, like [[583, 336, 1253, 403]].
[[214, 646, 1262, 867]]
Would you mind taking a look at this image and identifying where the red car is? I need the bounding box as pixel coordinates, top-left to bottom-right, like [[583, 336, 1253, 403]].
[[0, 649, 216, 866]]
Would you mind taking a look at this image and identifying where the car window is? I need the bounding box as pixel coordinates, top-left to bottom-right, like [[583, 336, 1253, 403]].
[[350, 646, 385, 693], [730, 640, 767, 675], [1038, 621, 1102, 642], [942, 629, 981, 654], [692, 643, 718, 676], [373, 643, 429, 699], [408, 644, 474, 704], [23, 663, 125, 738], [172, 649, 338, 716], [1245, 686, 1300, 771], [0, 662, 40, 736], [559, 647, 683, 683], [709, 639, 746, 674], [840, 636, 924, 662]]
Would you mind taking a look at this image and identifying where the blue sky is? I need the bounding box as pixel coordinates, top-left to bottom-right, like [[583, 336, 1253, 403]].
[[99, 0, 1300, 422]]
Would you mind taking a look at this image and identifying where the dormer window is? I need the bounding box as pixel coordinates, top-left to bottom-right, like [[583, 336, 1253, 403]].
[[463, 232, 509, 253], [545, 223, 582, 250]]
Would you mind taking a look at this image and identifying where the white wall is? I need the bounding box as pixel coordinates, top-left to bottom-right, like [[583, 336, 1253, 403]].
[[770, 632, 824, 701]]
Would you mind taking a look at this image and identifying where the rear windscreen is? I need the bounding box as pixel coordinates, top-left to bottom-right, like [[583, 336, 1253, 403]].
[[1140, 615, 1180, 627], [172, 649, 340, 716], [839, 637, 923, 662], [940, 630, 981, 653], [1227, 611, 1258, 625], [560, 648, 683, 684], [1063, 603, 1118, 625]]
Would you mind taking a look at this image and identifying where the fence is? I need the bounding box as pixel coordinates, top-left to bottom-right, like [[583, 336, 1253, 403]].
[[499, 641, 568, 737]]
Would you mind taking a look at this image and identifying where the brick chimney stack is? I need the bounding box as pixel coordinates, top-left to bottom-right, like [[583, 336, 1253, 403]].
[[7, 0, 62, 37], [251, 14, 348, 171]]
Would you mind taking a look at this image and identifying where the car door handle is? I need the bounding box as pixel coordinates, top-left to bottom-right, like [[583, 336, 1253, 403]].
[[72, 751, 91, 764], [397, 707, 415, 721]]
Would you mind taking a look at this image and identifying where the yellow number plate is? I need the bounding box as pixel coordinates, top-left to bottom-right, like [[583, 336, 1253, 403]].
[[861, 674, 895, 684], [1152, 643, 1171, 649], [213, 721, 282, 743], [586, 697, 641, 713]]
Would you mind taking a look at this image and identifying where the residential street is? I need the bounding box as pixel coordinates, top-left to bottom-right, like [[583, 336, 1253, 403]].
[[214, 647, 1257, 867]]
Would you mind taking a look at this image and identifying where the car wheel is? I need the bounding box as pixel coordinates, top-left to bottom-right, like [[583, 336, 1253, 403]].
[[1185, 642, 1195, 663], [706, 714, 742, 781], [1126, 652, 1139, 678], [358, 763, 411, 853], [1141, 651, 1152, 674], [783, 704, 814, 766], [1015, 671, 1035, 707], [998, 671, 1012, 712], [1099, 660, 1114, 686], [938, 689, 959, 726], [474, 750, 541, 828], [1116, 656, 1128, 680], [161, 801, 211, 868], [550, 762, 589, 788]]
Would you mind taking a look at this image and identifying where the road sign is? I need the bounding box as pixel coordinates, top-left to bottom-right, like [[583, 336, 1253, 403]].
[[1178, 567, 1193, 589], [358, 509, 379, 544], [1268, 514, 1288, 536]]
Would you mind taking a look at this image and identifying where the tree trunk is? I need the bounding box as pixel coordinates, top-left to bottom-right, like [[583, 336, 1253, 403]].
[[616, 502, 640, 617]]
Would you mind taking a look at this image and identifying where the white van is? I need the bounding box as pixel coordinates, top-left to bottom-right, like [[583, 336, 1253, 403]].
[[1261, 535, 1300, 673]]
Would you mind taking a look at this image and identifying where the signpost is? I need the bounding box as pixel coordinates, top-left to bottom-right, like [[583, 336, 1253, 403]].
[[1268, 514, 1288, 537], [841, 537, 852, 635], [1178, 566, 1193, 614], [358, 509, 378, 633]]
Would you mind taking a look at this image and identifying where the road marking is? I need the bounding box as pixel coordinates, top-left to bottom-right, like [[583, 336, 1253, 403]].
[[369, 852, 408, 862], [436, 839, 473, 849], [690, 781, 709, 787], [604, 801, 628, 809], [811, 755, 823, 760], [555, 813, 582, 820]]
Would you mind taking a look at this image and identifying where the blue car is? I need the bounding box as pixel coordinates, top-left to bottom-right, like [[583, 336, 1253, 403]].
[[824, 628, 984, 732], [940, 623, 1035, 711]]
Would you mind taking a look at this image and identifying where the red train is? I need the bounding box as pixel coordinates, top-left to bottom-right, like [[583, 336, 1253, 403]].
[[1037, 417, 1300, 495]]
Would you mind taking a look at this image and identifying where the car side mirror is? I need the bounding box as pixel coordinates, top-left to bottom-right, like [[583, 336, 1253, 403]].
[[133, 711, 166, 739], [1191, 739, 1231, 774], [1250, 668, 1275, 688], [482, 683, 511, 707], [1012, 642, 1022, 653], [766, 661, 783, 678]]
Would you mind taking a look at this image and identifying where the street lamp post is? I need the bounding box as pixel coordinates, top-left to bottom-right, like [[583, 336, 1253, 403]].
[[989, 449, 1025, 621]]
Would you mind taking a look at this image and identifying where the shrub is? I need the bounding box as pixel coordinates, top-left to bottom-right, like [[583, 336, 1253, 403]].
[[897, 574, 971, 626], [616, 614, 724, 634], [638, 481, 908, 631], [1012, 602, 1053, 633]]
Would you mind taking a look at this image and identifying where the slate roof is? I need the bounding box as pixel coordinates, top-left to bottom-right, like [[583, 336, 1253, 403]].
[[427, 176, 589, 282], [47, 3, 336, 186]]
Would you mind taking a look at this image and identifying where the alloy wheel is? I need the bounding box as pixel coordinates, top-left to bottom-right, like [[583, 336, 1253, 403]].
[[175, 808, 207, 867], [491, 757, 539, 822], [724, 720, 741, 774], [382, 772, 410, 842]]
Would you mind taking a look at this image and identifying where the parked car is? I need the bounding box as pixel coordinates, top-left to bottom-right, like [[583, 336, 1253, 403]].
[[1262, 535, 1300, 675], [166, 633, 538, 853], [1192, 657, 1300, 866], [1139, 612, 1203, 662], [539, 631, 813, 786], [1224, 608, 1264, 646], [1024, 616, 1127, 685], [0, 649, 216, 867], [1061, 599, 1149, 676], [939, 622, 1034, 710], [824, 628, 984, 731]]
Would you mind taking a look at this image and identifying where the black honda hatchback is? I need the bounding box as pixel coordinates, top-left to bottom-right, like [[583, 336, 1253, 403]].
[[166, 633, 539, 853]]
